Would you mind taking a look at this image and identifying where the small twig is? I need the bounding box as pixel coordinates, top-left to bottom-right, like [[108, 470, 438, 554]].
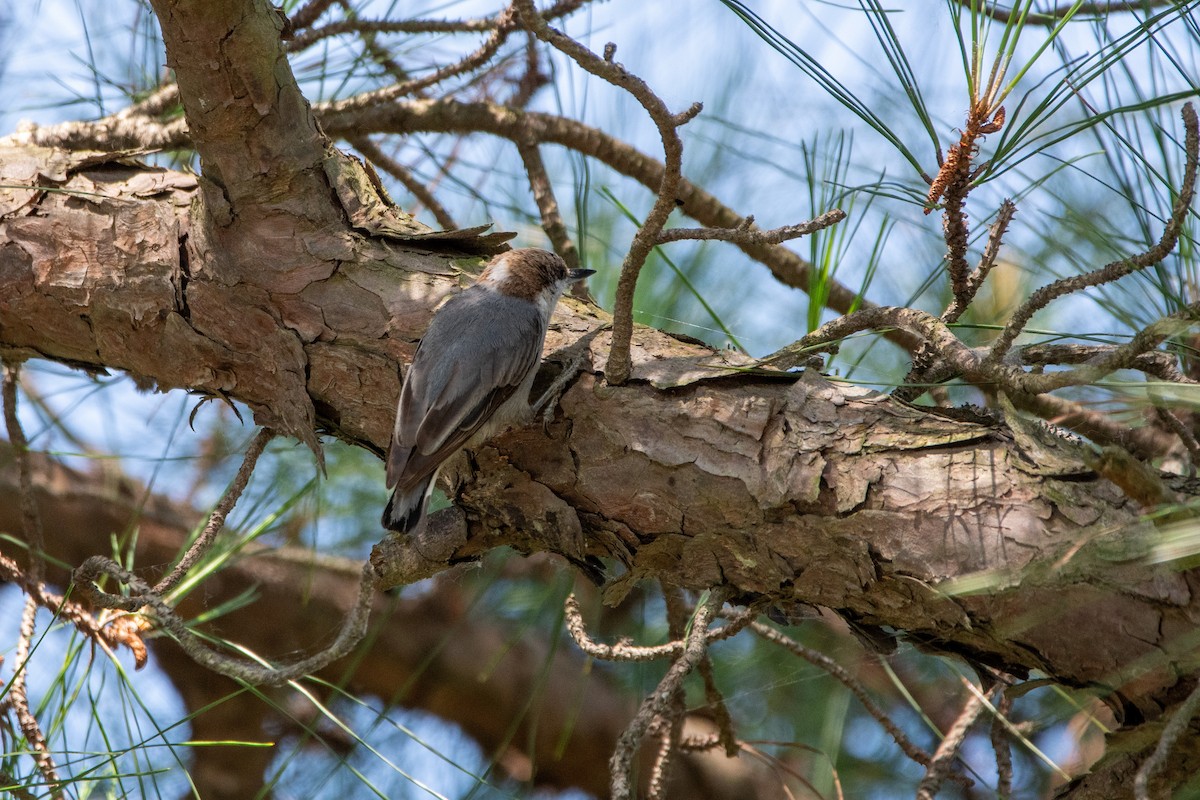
[[67, 422, 372, 686], [10, 594, 60, 796], [608, 590, 727, 800], [656, 211, 845, 247], [3, 364, 45, 590], [1155, 407, 1200, 476], [749, 620, 939, 773], [1135, 677, 1200, 800], [328, 0, 421, 94], [765, 305, 978, 374], [288, 0, 339, 30], [348, 135, 459, 230], [990, 102, 1198, 362], [71, 428, 273, 613], [117, 83, 181, 121], [957, 0, 1182, 25], [1017, 344, 1189, 382], [991, 688, 1014, 800], [646, 699, 685, 800], [896, 196, 1015, 400], [513, 0, 700, 385], [152, 428, 274, 599], [697, 652, 739, 758], [563, 593, 754, 662], [943, 198, 1017, 324], [0, 553, 148, 668], [516, 139, 582, 274], [2, 362, 62, 797], [508, 32, 551, 109], [74, 557, 377, 687], [290, 0, 590, 45], [324, 6, 519, 113], [770, 301, 1200, 416], [644, 587, 690, 800], [915, 678, 996, 799], [1013, 302, 1200, 395], [289, 15, 495, 51]]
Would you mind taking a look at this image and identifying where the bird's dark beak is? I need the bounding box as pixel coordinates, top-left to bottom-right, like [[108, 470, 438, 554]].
[[568, 268, 596, 282]]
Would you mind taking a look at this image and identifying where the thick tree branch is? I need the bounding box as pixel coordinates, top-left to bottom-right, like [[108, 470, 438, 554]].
[[12, 98, 898, 349], [3, 134, 1200, 798]]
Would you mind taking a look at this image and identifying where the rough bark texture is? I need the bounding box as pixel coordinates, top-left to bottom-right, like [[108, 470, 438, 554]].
[[2, 139, 1199, 796], [1, 0, 1198, 795]]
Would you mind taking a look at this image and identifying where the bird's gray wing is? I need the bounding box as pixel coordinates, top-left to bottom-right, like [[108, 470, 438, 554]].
[[386, 290, 544, 490]]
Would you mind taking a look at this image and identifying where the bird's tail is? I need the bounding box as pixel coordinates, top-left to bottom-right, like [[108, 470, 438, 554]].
[[382, 475, 435, 533]]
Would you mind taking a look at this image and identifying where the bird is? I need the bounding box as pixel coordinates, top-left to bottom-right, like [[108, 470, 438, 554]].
[[382, 248, 595, 534]]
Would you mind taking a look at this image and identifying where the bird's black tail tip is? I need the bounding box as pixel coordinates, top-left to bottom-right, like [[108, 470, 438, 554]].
[[382, 482, 430, 533]]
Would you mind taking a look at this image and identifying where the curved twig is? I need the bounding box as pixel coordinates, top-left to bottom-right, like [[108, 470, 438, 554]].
[[2, 362, 62, 795], [989, 102, 1197, 362], [608, 590, 726, 800], [73, 556, 377, 687], [512, 0, 700, 384]]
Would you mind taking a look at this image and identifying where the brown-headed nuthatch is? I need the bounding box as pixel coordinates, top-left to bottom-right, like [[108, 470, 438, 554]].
[[383, 248, 594, 533]]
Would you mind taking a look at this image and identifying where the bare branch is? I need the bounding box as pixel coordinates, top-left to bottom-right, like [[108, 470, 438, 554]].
[[1155, 408, 1200, 475], [0, 553, 149, 668], [16, 98, 889, 351], [957, 0, 1183, 25], [289, 0, 591, 39], [1013, 302, 1200, 395], [70, 428, 273, 612], [150, 428, 274, 599], [990, 102, 1198, 361], [1017, 343, 1189, 382], [323, 6, 519, 113], [915, 679, 994, 799], [943, 198, 1017, 324], [120, 83, 181, 120], [771, 299, 1200, 436], [326, 0, 422, 93], [335, 99, 856, 304], [750, 621, 938, 773], [73, 556, 378, 687], [67, 422, 374, 685], [764, 305, 979, 374], [516, 139, 583, 273], [348, 135, 459, 230], [991, 689, 1014, 800], [2, 361, 62, 797], [609, 590, 726, 800], [646, 703, 685, 800], [656, 210, 845, 246], [1135, 677, 1200, 800], [512, 0, 700, 385], [697, 651, 739, 758], [563, 593, 754, 662], [288, 0, 339, 30], [288, 15, 495, 52]]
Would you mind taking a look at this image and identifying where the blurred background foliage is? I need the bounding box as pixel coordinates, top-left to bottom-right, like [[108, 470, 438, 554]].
[[0, 0, 1197, 798]]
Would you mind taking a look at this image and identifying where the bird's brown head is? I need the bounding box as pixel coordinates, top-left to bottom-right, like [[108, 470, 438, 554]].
[[478, 248, 594, 301]]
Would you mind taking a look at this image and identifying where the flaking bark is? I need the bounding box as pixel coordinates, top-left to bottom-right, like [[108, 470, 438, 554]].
[[2, 143, 1200, 794]]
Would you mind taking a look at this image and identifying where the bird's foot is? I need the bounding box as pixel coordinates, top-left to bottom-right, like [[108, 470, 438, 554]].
[[532, 351, 589, 427]]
